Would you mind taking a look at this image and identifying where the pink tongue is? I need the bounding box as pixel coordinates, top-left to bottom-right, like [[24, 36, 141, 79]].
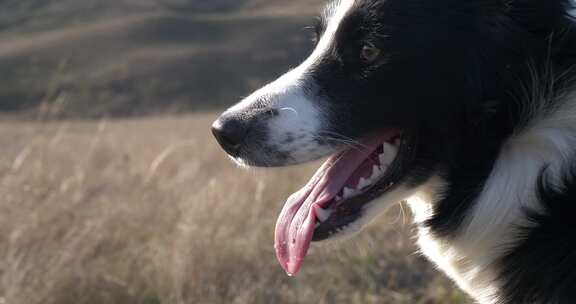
[[274, 135, 391, 276]]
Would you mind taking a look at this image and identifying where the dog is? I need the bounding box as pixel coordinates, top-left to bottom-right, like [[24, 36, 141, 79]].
[[211, 0, 576, 302]]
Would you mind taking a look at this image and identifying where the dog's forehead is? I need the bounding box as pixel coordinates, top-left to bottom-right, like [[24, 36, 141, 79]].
[[320, 0, 355, 27], [322, 0, 381, 19], [319, 0, 387, 37], [322, 0, 346, 18]]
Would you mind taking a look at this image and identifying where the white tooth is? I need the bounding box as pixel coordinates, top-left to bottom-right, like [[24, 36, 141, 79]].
[[315, 222, 321, 229], [357, 177, 370, 189], [316, 208, 332, 222], [335, 195, 342, 202], [381, 143, 397, 165], [371, 166, 383, 180], [343, 187, 356, 199], [378, 153, 387, 166]]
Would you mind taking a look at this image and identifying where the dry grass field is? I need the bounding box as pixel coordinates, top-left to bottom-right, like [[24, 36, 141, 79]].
[[0, 113, 470, 304]]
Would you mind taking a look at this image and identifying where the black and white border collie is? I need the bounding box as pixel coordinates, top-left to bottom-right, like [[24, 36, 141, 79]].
[[212, 0, 576, 302]]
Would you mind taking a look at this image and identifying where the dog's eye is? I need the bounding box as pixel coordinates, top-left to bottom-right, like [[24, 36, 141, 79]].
[[311, 18, 324, 45], [312, 33, 320, 45], [360, 44, 381, 63]]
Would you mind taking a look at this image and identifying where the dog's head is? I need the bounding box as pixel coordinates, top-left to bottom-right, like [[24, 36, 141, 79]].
[[212, 0, 573, 275]]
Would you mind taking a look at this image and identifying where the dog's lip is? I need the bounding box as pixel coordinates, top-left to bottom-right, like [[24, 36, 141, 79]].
[[274, 130, 403, 276]]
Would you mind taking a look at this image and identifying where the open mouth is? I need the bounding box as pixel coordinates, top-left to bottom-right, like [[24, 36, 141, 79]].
[[274, 130, 411, 276]]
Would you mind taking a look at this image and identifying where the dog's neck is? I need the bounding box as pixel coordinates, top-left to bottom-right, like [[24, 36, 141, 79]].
[[407, 91, 576, 303]]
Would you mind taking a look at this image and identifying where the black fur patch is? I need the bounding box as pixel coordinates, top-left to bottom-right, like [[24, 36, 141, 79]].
[[303, 1, 576, 241], [419, 0, 576, 239]]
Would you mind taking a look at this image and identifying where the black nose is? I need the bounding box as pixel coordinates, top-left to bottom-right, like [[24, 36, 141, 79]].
[[211, 116, 248, 157]]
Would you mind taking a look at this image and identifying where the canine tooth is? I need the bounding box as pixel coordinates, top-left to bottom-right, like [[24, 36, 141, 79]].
[[316, 207, 332, 222], [378, 153, 387, 166], [343, 187, 356, 199], [371, 166, 383, 180], [315, 222, 321, 229], [381, 143, 397, 165]]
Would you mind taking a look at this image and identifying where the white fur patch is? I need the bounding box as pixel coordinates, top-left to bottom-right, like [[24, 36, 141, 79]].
[[408, 91, 576, 304], [224, 0, 357, 164]]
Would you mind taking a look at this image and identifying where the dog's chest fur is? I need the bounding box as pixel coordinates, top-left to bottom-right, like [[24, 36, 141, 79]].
[[407, 93, 576, 303]]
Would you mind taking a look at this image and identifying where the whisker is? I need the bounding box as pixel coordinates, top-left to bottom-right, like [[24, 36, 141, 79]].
[[279, 107, 299, 116], [315, 131, 370, 151], [316, 136, 362, 150]]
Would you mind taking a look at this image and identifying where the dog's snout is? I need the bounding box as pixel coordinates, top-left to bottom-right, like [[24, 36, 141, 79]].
[[211, 115, 248, 157]]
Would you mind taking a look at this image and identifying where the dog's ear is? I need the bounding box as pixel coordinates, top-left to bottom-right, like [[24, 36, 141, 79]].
[[498, 0, 572, 18], [501, 0, 514, 12], [486, 0, 573, 32]]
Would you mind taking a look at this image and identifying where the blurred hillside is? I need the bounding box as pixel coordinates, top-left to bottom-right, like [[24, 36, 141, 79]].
[[0, 0, 324, 118]]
